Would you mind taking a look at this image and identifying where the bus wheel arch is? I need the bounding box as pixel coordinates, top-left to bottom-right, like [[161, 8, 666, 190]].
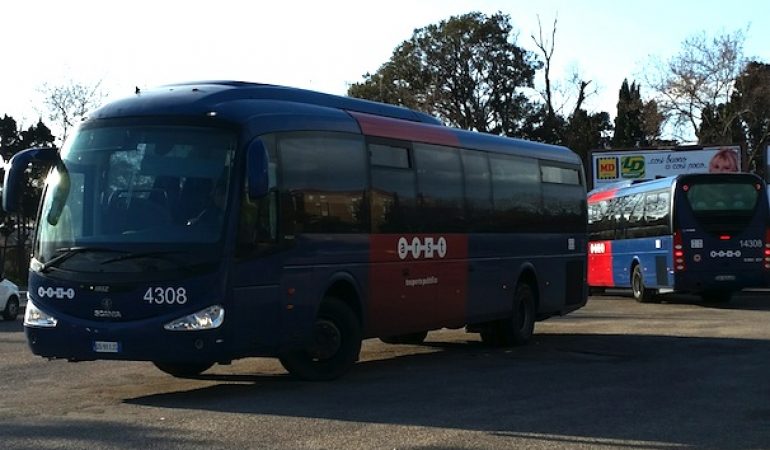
[[480, 268, 538, 347], [279, 277, 363, 381], [323, 275, 363, 329]]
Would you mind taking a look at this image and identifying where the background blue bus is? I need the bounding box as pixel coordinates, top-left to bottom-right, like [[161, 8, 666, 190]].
[[4, 81, 587, 380], [587, 173, 769, 303]]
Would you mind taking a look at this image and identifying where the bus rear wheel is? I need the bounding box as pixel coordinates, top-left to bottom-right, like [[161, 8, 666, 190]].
[[380, 331, 428, 345], [631, 265, 656, 303], [279, 297, 361, 381], [153, 361, 214, 378], [480, 283, 536, 347]]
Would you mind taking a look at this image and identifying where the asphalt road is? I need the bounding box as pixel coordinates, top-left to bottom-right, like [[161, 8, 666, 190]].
[[2, 292, 770, 449]]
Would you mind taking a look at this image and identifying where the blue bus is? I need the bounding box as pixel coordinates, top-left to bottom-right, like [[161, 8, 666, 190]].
[[4, 81, 587, 380], [587, 173, 769, 303]]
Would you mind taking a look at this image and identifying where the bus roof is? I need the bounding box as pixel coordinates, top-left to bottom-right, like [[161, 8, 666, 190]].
[[91, 81, 442, 124], [87, 80, 581, 165]]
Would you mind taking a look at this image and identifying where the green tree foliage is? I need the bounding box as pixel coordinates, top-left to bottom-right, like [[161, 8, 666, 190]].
[[348, 12, 541, 136], [731, 61, 770, 173], [698, 61, 770, 174], [565, 109, 612, 164], [0, 117, 56, 217], [0, 115, 21, 161], [612, 79, 644, 148], [641, 99, 665, 146], [0, 115, 55, 284], [696, 102, 744, 146]]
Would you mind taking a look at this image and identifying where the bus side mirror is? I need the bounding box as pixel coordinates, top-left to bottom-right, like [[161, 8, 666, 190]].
[[2, 147, 61, 213], [246, 140, 269, 200]]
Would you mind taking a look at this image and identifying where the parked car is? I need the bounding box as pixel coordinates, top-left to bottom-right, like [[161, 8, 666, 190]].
[[0, 279, 21, 321]]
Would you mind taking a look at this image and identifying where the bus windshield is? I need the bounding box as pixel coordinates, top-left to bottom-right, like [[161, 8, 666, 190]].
[[34, 123, 237, 271], [685, 182, 759, 213], [683, 180, 761, 233]]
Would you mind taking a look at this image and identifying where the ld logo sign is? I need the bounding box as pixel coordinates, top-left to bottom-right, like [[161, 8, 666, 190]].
[[621, 156, 645, 179], [596, 157, 618, 180]]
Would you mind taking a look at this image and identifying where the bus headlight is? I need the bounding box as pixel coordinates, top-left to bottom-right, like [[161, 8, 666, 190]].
[[163, 305, 224, 331], [24, 297, 58, 328]]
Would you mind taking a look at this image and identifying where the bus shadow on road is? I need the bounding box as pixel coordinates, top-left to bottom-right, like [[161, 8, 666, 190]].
[[594, 290, 770, 311], [655, 292, 770, 310], [126, 332, 770, 448]]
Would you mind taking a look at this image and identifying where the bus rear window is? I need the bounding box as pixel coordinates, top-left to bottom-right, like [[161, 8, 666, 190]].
[[685, 183, 759, 212]]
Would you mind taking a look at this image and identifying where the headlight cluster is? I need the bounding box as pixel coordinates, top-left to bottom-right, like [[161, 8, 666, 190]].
[[163, 305, 224, 331], [24, 296, 58, 328]]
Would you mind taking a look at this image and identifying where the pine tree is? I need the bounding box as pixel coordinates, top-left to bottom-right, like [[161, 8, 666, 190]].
[[611, 79, 645, 148]]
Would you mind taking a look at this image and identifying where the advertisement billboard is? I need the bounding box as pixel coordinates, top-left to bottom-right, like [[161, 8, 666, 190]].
[[590, 145, 741, 188]]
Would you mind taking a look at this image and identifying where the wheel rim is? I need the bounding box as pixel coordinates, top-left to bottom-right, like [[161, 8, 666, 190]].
[[632, 270, 641, 297], [307, 318, 342, 361]]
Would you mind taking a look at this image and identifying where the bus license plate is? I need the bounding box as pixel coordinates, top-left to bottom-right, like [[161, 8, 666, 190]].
[[715, 275, 736, 281], [93, 341, 121, 353]]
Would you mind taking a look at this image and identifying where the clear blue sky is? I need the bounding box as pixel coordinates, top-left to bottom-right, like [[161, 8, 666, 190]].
[[3, 0, 768, 139]]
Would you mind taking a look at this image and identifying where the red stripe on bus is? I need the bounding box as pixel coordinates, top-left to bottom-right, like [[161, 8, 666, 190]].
[[368, 234, 468, 336], [350, 111, 460, 146], [588, 240, 614, 287], [588, 188, 619, 204]]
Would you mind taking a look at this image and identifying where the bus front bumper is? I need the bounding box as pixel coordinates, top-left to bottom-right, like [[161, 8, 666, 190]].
[[675, 270, 769, 294], [25, 316, 231, 364]]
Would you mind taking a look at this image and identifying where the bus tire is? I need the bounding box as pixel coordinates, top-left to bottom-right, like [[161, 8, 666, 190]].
[[2, 296, 19, 321], [631, 264, 656, 303], [380, 331, 428, 345], [482, 283, 536, 347], [153, 361, 214, 378], [279, 297, 361, 381], [502, 282, 536, 346]]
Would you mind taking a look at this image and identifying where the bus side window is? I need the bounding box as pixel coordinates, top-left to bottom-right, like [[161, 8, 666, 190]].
[[627, 194, 645, 238], [645, 191, 670, 235]]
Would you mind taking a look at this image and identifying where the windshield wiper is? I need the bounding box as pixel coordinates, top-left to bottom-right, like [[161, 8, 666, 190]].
[[99, 250, 188, 265], [40, 247, 127, 272]]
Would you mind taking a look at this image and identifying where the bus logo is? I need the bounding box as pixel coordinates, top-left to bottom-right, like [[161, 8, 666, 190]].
[[596, 157, 618, 180], [38, 286, 75, 300], [621, 156, 645, 179], [397, 236, 447, 260], [589, 242, 606, 254]]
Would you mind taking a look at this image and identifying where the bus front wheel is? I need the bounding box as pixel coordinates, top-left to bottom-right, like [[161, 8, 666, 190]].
[[279, 297, 362, 381], [631, 264, 656, 303], [153, 361, 214, 378]]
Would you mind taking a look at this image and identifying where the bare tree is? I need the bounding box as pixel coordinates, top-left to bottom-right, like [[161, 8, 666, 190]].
[[644, 29, 747, 142], [531, 15, 557, 118], [531, 15, 598, 117], [38, 79, 106, 144]]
